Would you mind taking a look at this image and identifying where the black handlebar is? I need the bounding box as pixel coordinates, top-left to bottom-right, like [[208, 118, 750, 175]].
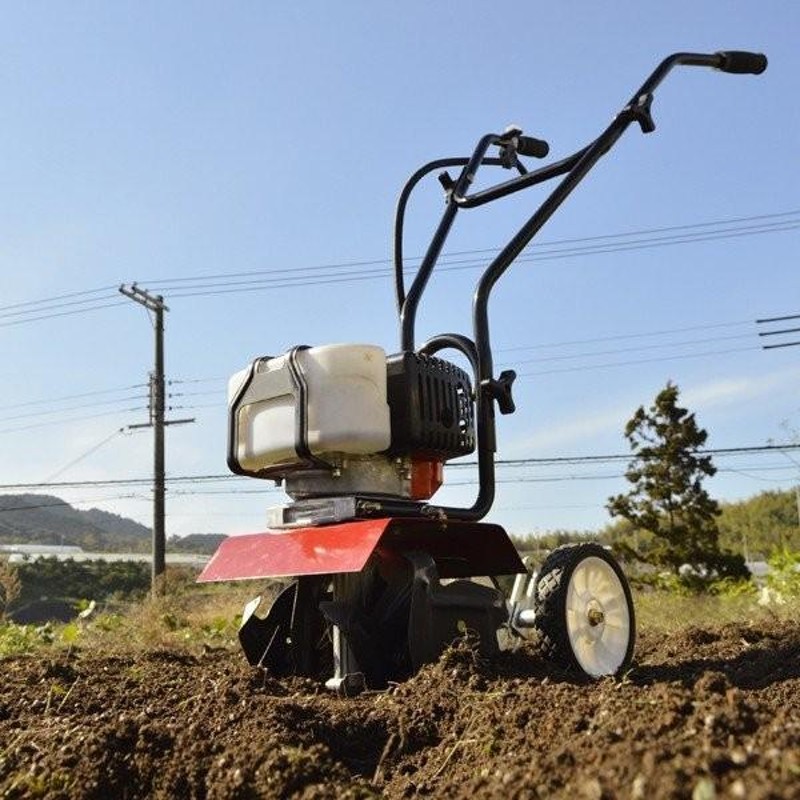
[[391, 48, 767, 523], [397, 48, 770, 354], [715, 50, 768, 75], [516, 135, 550, 159]]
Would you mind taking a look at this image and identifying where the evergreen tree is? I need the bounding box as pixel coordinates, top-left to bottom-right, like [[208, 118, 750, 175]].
[[607, 382, 747, 578]]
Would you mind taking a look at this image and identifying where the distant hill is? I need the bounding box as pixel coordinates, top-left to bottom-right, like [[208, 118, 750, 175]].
[[83, 507, 154, 544], [167, 533, 227, 555], [0, 494, 150, 552], [0, 494, 228, 554]]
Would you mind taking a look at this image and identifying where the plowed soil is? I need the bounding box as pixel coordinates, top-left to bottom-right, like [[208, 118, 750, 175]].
[[1, 620, 799, 799]]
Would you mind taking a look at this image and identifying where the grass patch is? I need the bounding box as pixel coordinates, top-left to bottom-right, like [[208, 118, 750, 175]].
[[0, 576, 273, 658], [633, 588, 800, 633], [0, 621, 55, 656], [4, 573, 800, 660]]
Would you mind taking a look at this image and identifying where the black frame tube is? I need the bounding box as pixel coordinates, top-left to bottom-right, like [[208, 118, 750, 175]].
[[396, 156, 510, 340]]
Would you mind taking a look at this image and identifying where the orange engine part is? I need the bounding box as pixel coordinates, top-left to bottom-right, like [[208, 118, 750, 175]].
[[410, 459, 444, 500]]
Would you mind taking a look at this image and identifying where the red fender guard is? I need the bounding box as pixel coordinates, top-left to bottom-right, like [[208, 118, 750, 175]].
[[197, 517, 526, 582]]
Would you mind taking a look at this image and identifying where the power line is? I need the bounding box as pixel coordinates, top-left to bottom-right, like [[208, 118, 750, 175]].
[[0, 300, 129, 329], [498, 317, 753, 353], [0, 292, 122, 322], [143, 209, 800, 286], [4, 461, 795, 505], [3, 209, 797, 328], [516, 344, 763, 377], [1, 443, 797, 492], [0, 493, 148, 515], [166, 316, 782, 393], [169, 376, 227, 386], [0, 395, 147, 425], [459, 443, 800, 468], [756, 314, 800, 352], [500, 331, 755, 367], [0, 407, 145, 436], [171, 403, 222, 412], [42, 429, 126, 483], [154, 219, 800, 300], [450, 464, 800, 486], [0, 383, 147, 412], [756, 313, 800, 324], [0, 310, 780, 427], [0, 285, 117, 314], [167, 389, 225, 399]]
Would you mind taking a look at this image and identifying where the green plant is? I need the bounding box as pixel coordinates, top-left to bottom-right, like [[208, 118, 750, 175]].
[[201, 615, 236, 639], [708, 576, 757, 598], [0, 622, 54, 656], [766, 548, 800, 598], [93, 612, 124, 632], [60, 621, 81, 646]]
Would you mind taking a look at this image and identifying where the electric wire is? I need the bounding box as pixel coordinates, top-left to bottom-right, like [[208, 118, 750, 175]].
[[497, 318, 753, 353], [167, 390, 225, 399], [516, 344, 763, 378], [0, 395, 147, 425], [0, 493, 149, 515], [156, 220, 800, 300], [0, 300, 129, 328], [0, 407, 146, 436], [168, 377, 227, 386], [500, 331, 755, 367], [1, 443, 797, 492], [164, 314, 792, 394], [2, 311, 778, 427], [2, 210, 797, 326], [4, 459, 794, 509], [143, 210, 800, 287], [446, 464, 800, 487], [0, 384, 147, 413], [0, 285, 118, 313], [42, 429, 126, 483], [0, 293, 124, 321]]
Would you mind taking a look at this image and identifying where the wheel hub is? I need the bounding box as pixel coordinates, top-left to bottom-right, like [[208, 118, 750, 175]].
[[586, 602, 605, 628]]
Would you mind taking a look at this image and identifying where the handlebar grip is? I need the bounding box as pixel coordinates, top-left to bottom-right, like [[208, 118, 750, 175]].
[[516, 135, 550, 159], [716, 51, 767, 75]]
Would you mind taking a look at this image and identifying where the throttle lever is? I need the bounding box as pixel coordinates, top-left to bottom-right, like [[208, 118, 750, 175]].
[[499, 127, 550, 168]]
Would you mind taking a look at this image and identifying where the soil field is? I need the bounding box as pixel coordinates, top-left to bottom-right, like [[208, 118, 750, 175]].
[[1, 619, 799, 799]]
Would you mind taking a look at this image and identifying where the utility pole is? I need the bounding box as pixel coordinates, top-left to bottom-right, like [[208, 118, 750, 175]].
[[119, 284, 194, 592]]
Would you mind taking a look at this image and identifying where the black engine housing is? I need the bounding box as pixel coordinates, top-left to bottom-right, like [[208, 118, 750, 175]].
[[385, 352, 475, 460]]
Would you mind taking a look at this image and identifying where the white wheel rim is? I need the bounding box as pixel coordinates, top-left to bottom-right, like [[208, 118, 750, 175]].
[[565, 556, 631, 677]]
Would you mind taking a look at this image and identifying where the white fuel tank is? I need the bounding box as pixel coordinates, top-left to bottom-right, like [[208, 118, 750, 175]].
[[228, 344, 391, 473]]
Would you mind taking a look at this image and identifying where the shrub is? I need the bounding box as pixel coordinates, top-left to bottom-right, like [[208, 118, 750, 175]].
[[0, 622, 54, 656], [766, 548, 800, 598], [0, 557, 21, 618]]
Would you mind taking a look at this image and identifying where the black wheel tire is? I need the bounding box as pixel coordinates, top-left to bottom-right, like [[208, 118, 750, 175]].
[[533, 543, 635, 677]]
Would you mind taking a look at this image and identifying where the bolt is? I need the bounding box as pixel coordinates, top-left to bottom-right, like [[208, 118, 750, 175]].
[[587, 608, 605, 627]]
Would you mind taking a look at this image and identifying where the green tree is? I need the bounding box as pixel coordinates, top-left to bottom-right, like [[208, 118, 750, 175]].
[[718, 489, 799, 558], [607, 381, 747, 579]]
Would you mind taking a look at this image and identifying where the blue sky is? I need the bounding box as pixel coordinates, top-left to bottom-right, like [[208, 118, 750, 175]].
[[1, 2, 798, 538]]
